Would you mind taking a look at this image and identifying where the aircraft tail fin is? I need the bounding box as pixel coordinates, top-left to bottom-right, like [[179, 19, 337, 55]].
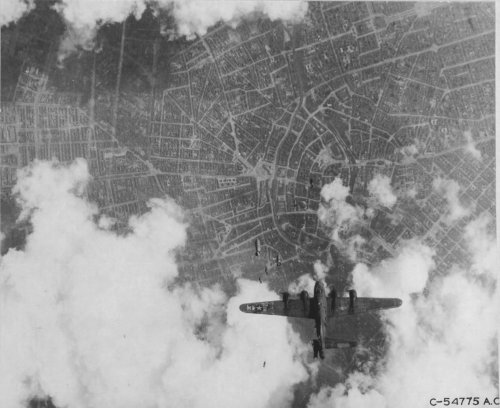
[[324, 337, 357, 349]]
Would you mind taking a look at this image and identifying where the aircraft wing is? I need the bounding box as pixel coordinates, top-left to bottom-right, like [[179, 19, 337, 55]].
[[239, 296, 401, 318], [329, 296, 402, 317], [239, 299, 313, 319]]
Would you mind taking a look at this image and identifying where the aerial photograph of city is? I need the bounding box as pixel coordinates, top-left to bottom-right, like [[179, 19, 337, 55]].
[[0, 1, 497, 408]]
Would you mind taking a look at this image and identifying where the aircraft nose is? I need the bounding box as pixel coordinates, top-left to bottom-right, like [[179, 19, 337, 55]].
[[395, 298, 403, 307]]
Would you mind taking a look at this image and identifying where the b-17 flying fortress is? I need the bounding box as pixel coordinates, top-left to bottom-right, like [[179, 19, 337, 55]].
[[240, 281, 401, 359]]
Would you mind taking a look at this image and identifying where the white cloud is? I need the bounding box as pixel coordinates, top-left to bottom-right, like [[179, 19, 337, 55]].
[[463, 130, 482, 160], [1, 0, 308, 57], [309, 372, 385, 408], [367, 174, 397, 209], [433, 177, 472, 224], [463, 212, 497, 279], [160, 280, 311, 408], [351, 239, 434, 300], [308, 214, 498, 408], [53, 0, 147, 57], [56, 0, 145, 31], [0, 0, 34, 26], [320, 177, 349, 203], [0, 159, 311, 408], [171, 0, 307, 38]]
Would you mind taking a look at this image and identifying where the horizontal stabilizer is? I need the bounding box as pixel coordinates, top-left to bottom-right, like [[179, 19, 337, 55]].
[[324, 337, 357, 349]]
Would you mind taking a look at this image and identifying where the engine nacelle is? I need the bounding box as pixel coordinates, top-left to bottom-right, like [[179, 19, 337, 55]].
[[348, 289, 357, 313], [329, 287, 337, 314], [283, 292, 290, 310], [300, 290, 310, 316]]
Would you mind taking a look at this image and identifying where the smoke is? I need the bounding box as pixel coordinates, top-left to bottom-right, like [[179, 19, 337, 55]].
[[308, 214, 498, 408], [367, 174, 397, 209], [1, 0, 308, 56], [463, 130, 482, 160], [288, 261, 328, 295], [319, 177, 387, 261], [344, 235, 366, 264], [288, 273, 317, 295], [432, 177, 472, 223], [0, 159, 310, 408], [318, 178, 366, 244], [313, 261, 327, 282]]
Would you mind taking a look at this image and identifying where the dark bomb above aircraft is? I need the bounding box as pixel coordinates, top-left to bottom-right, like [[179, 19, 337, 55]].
[[239, 281, 402, 359]]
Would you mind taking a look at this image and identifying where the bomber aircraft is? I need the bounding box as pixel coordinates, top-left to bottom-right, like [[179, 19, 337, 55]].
[[255, 239, 261, 257], [239, 280, 402, 359]]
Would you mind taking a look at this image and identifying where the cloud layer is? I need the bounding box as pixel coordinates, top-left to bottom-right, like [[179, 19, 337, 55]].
[[0, 159, 310, 408], [171, 0, 307, 37], [0, 0, 34, 26], [351, 239, 434, 300], [310, 215, 498, 408], [1, 0, 308, 53]]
